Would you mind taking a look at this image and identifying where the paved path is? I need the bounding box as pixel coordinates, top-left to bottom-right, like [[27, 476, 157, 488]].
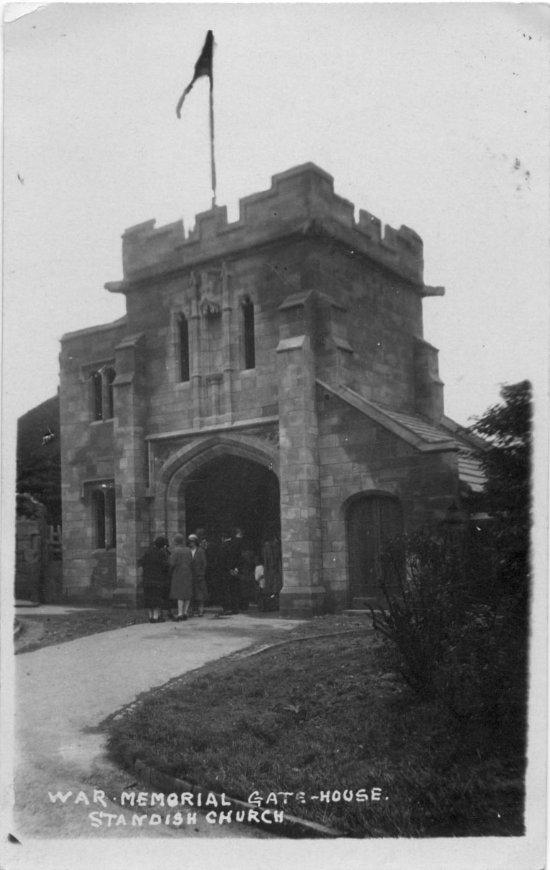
[[12, 614, 302, 842], [15, 604, 95, 615]]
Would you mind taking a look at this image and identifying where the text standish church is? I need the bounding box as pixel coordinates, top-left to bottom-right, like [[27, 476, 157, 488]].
[[59, 163, 483, 615]]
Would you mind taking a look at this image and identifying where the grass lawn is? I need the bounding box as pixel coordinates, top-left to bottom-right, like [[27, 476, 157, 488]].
[[107, 630, 525, 837], [15, 608, 151, 653], [14, 608, 350, 654]]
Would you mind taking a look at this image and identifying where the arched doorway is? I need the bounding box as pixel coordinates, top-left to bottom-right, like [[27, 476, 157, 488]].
[[159, 436, 282, 608], [346, 493, 403, 605], [175, 454, 281, 608], [182, 455, 280, 552]]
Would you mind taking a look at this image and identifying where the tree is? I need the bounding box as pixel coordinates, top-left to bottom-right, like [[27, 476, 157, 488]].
[[369, 383, 531, 743], [16, 394, 61, 525], [17, 449, 61, 524], [470, 380, 531, 602]]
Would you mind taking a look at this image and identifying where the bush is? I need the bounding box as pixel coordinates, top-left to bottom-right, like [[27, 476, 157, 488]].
[[470, 380, 531, 602], [371, 528, 527, 748]]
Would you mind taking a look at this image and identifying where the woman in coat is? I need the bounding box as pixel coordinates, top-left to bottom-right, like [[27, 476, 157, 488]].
[[169, 533, 193, 621], [188, 534, 208, 616], [138, 536, 169, 623]]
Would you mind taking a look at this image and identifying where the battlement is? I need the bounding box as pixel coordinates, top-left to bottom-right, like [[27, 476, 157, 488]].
[[113, 163, 424, 290]]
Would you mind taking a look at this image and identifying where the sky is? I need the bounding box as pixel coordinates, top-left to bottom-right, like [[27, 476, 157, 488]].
[[3, 3, 549, 429]]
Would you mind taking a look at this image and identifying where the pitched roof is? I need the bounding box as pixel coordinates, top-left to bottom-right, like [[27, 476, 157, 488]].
[[376, 407, 453, 444], [317, 380, 456, 452], [316, 380, 487, 492]]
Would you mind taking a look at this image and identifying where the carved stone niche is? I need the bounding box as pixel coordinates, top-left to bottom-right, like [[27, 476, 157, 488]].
[[198, 269, 222, 319]]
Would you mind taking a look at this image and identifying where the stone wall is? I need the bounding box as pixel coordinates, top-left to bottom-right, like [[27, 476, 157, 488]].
[[315, 386, 459, 609], [285, 239, 425, 413], [59, 317, 127, 600], [116, 233, 428, 445]]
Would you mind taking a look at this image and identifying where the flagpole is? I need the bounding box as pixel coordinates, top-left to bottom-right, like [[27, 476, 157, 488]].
[[209, 39, 217, 208], [209, 81, 217, 207], [176, 30, 217, 206]]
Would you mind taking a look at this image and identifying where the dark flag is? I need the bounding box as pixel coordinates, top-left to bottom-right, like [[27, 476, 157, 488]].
[[176, 30, 214, 118]]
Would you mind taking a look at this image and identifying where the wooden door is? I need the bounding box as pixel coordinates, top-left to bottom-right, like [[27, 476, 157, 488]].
[[347, 495, 403, 603]]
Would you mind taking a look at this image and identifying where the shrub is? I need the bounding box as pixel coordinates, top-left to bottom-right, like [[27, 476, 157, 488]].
[[470, 380, 531, 603], [371, 528, 527, 748]]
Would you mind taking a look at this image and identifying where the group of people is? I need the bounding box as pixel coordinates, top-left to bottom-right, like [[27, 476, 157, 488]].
[[138, 527, 273, 622], [137, 532, 207, 622]]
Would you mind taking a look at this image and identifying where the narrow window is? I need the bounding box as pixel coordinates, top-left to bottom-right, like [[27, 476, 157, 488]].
[[104, 367, 116, 419], [92, 489, 106, 549], [178, 314, 190, 382], [91, 483, 116, 549], [242, 297, 255, 369], [105, 487, 117, 549], [92, 371, 103, 420]]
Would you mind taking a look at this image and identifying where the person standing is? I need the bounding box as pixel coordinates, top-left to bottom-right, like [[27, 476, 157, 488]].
[[138, 536, 170, 623], [239, 546, 255, 612], [222, 528, 243, 615], [188, 533, 207, 616], [169, 533, 193, 621], [260, 535, 283, 611], [195, 528, 213, 605], [254, 560, 265, 608], [207, 533, 224, 607]]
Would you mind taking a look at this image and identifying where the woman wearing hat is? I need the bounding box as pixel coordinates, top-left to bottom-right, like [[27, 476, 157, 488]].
[[169, 533, 193, 621], [188, 534, 207, 617], [138, 536, 170, 623]]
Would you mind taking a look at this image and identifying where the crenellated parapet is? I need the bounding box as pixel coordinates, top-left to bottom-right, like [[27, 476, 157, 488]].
[[111, 163, 425, 291]]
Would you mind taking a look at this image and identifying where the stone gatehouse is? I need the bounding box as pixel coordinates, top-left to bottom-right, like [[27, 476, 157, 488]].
[[59, 163, 483, 615]]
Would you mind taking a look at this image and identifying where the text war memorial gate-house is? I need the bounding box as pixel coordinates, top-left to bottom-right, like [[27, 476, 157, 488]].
[[59, 164, 482, 615]]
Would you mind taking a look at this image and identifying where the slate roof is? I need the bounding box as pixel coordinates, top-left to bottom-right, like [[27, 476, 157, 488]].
[[316, 380, 486, 492], [376, 407, 453, 444], [317, 381, 456, 452]]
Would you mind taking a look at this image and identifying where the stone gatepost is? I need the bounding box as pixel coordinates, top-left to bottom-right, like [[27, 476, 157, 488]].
[[112, 333, 147, 605], [277, 295, 325, 616]]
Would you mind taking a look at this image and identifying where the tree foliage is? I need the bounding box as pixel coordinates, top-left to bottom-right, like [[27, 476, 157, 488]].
[[17, 450, 61, 524], [372, 528, 527, 748], [16, 394, 61, 525], [370, 382, 532, 749], [470, 380, 531, 598]]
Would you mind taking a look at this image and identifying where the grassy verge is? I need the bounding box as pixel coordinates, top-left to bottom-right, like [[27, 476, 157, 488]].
[[14, 609, 362, 655], [15, 608, 150, 653], [107, 630, 525, 837]]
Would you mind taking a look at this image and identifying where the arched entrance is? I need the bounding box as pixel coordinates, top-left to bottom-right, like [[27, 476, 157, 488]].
[[180, 455, 281, 608], [159, 433, 279, 538], [182, 455, 280, 551], [346, 492, 403, 605], [158, 435, 282, 608]]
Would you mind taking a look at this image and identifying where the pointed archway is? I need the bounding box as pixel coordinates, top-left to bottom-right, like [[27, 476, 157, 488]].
[[156, 433, 279, 539], [155, 434, 281, 608]]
